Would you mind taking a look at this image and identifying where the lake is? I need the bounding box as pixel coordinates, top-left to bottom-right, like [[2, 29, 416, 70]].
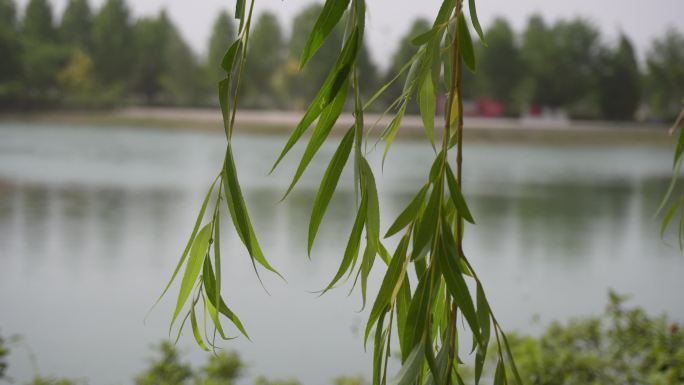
[[1, 122, 683, 385]]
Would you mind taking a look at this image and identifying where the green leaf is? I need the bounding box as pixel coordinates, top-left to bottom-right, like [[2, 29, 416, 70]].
[[411, 26, 441, 46], [365, 235, 409, 346], [395, 276, 411, 353], [359, 243, 378, 309], [493, 359, 506, 385], [500, 331, 523, 385], [271, 29, 359, 173], [372, 311, 387, 385], [382, 103, 407, 167], [171, 224, 212, 327], [223, 144, 280, 276], [401, 269, 432, 360], [154, 176, 218, 311], [468, 0, 486, 45], [391, 339, 425, 385], [321, 193, 367, 293], [190, 303, 209, 351], [385, 184, 428, 238], [235, 0, 245, 21], [300, 0, 351, 68], [221, 40, 242, 74], [457, 13, 476, 72], [419, 74, 437, 149], [412, 180, 442, 261], [660, 198, 682, 238], [445, 164, 475, 223], [438, 220, 481, 347], [308, 127, 355, 254], [284, 82, 349, 200], [203, 261, 250, 339], [360, 157, 380, 251]]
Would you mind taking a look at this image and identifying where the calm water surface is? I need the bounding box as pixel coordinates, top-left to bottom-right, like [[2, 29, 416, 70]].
[[0, 123, 683, 385]]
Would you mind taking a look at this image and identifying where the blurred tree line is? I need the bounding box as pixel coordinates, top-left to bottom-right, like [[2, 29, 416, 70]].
[[0, 0, 683, 121]]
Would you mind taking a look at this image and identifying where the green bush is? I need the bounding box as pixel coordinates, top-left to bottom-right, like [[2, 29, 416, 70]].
[[504, 292, 684, 385]]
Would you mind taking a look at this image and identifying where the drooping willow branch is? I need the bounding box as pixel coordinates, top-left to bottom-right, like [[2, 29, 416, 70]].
[[658, 104, 684, 247], [157, 0, 522, 384]]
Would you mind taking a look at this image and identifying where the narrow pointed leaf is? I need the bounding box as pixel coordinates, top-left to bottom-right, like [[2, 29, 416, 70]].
[[360, 157, 380, 251], [203, 260, 250, 339], [445, 164, 475, 223], [190, 304, 209, 351], [308, 127, 355, 254], [300, 0, 351, 68], [385, 184, 428, 238], [468, 0, 486, 45], [322, 194, 367, 293], [171, 224, 212, 327], [391, 340, 425, 385], [284, 82, 349, 199], [419, 74, 436, 149], [457, 13, 476, 72]]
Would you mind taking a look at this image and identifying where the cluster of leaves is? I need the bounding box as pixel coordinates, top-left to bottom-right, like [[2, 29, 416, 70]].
[[657, 103, 684, 246], [162, 0, 521, 385], [499, 292, 684, 385], [0, 332, 7, 380]]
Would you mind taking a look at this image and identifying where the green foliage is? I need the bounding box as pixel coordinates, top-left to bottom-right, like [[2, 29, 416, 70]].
[[521, 15, 602, 112], [136, 342, 194, 385], [502, 292, 684, 385], [22, 0, 56, 42], [0, 0, 22, 101], [161, 2, 523, 385], [91, 0, 134, 85], [59, 0, 92, 51], [476, 18, 524, 114], [242, 12, 285, 108], [597, 35, 641, 121], [25, 377, 79, 385], [646, 28, 684, 119]]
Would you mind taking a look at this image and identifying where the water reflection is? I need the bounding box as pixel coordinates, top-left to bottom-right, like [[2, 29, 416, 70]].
[[0, 123, 683, 385]]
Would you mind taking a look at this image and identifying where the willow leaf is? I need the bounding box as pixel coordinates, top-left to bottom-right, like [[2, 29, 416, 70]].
[[221, 40, 242, 74], [224, 144, 279, 276], [401, 269, 432, 361], [322, 193, 367, 293], [385, 184, 428, 238], [501, 331, 523, 385], [300, 0, 351, 68], [172, 224, 212, 327], [391, 340, 425, 385], [308, 127, 355, 254], [445, 164, 475, 223], [364, 236, 409, 346], [457, 13, 476, 72], [372, 311, 387, 385], [661, 198, 682, 238], [395, 276, 411, 355], [203, 260, 250, 339], [154, 177, 218, 310], [190, 304, 209, 351], [359, 243, 377, 309], [439, 221, 481, 346], [284, 82, 349, 199], [468, 0, 486, 45], [419, 73, 437, 149], [382, 104, 407, 167], [271, 29, 359, 172], [360, 157, 380, 251], [494, 360, 506, 385], [412, 180, 441, 261]]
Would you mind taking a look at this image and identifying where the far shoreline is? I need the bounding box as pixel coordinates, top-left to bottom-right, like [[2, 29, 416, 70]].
[[0, 107, 674, 147]]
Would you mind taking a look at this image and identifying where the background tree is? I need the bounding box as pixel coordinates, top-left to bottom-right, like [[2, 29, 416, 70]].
[[91, 0, 133, 87], [477, 18, 524, 115], [131, 14, 170, 103], [205, 10, 236, 90], [135, 342, 193, 385], [597, 34, 641, 121], [645, 28, 684, 119], [242, 12, 285, 108], [21, 0, 68, 99], [22, 0, 55, 41], [521, 15, 602, 116], [59, 0, 93, 51], [0, 0, 22, 105], [160, 18, 205, 105]]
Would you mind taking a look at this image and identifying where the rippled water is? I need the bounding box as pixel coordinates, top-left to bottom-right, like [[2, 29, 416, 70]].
[[1, 123, 683, 385]]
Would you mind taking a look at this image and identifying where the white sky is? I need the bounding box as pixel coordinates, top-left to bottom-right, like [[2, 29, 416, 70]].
[[15, 0, 684, 69]]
